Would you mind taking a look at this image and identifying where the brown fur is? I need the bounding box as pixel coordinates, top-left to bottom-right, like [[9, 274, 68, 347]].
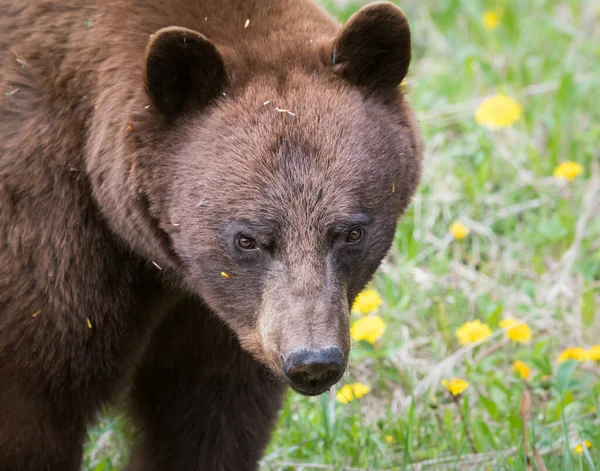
[[0, 0, 423, 469]]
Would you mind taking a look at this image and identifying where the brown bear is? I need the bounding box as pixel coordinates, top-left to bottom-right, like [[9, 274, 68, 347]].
[[0, 0, 422, 469]]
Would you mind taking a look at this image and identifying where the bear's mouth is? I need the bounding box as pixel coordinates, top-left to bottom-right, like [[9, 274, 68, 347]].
[[286, 369, 345, 396]]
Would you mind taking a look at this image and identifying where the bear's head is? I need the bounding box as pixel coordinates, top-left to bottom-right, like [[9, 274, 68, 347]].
[[136, 2, 422, 395]]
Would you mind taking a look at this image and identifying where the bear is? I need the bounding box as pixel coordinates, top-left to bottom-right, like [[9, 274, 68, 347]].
[[0, 0, 423, 469]]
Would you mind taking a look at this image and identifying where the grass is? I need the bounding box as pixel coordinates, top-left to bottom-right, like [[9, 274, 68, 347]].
[[84, 0, 600, 469]]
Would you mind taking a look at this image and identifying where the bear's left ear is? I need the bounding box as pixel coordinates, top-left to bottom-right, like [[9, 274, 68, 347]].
[[322, 2, 411, 91], [145, 26, 226, 118]]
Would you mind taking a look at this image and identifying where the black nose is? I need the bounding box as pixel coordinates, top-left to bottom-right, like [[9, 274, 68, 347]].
[[282, 347, 345, 395]]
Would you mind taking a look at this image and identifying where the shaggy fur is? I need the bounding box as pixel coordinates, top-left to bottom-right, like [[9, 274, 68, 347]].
[[0, 0, 423, 469]]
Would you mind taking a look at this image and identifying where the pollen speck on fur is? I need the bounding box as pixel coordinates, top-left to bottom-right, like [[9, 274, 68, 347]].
[[220, 272, 231, 279], [275, 108, 295, 116]]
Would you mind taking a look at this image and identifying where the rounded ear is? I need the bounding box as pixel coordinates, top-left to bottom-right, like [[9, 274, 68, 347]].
[[145, 26, 226, 117], [323, 2, 411, 90]]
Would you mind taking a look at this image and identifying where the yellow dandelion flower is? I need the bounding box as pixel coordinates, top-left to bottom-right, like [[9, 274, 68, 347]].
[[512, 360, 531, 380], [385, 435, 394, 443], [589, 345, 600, 361], [483, 10, 501, 30], [336, 382, 371, 404], [441, 378, 469, 396], [553, 161, 584, 182], [573, 441, 592, 454], [350, 315, 386, 344], [351, 382, 371, 399], [499, 318, 532, 344], [455, 319, 492, 346], [336, 384, 354, 404], [555, 161, 584, 181], [475, 95, 523, 128], [558, 347, 590, 363], [352, 289, 382, 315], [450, 222, 470, 241], [589, 406, 596, 414]]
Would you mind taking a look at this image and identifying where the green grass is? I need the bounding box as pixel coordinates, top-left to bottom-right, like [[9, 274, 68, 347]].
[[85, 0, 600, 469]]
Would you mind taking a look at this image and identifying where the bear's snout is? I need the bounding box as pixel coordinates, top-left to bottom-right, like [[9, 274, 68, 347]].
[[281, 347, 345, 395]]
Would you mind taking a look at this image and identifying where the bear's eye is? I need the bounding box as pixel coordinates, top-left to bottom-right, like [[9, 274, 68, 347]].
[[345, 228, 364, 244], [235, 234, 258, 251]]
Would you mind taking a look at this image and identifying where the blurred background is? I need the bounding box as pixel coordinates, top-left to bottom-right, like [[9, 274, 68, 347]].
[[85, 0, 600, 469]]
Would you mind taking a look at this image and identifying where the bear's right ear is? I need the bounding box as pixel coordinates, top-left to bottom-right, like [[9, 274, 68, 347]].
[[145, 26, 226, 118], [321, 2, 411, 91]]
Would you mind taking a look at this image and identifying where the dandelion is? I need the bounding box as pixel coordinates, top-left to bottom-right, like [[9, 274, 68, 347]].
[[558, 347, 590, 363], [483, 10, 501, 30], [512, 360, 531, 379], [350, 316, 386, 344], [352, 382, 371, 399], [455, 319, 492, 346], [475, 95, 523, 128], [449, 222, 470, 240], [385, 435, 394, 443], [336, 384, 354, 404], [352, 289, 382, 314], [589, 345, 600, 361], [499, 318, 532, 344], [573, 440, 592, 454], [336, 382, 371, 404], [441, 378, 469, 396], [554, 161, 584, 182]]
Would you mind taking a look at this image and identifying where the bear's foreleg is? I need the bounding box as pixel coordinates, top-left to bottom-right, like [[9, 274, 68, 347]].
[[127, 300, 286, 471]]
